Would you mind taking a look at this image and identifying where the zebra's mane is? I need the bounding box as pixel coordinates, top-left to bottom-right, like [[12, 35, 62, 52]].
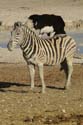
[[23, 25, 40, 38]]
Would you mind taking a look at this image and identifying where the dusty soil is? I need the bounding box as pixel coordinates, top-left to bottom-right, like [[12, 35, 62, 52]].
[[0, 63, 83, 125], [0, 0, 83, 30], [0, 0, 83, 124]]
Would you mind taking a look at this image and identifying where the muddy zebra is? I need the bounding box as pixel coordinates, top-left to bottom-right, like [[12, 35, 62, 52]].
[[7, 22, 76, 93]]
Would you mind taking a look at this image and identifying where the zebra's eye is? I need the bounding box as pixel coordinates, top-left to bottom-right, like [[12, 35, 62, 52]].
[[11, 32, 12, 35], [17, 32, 20, 35]]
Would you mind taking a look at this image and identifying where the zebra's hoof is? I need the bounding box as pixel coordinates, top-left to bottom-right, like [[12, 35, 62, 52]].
[[42, 89, 46, 94], [64, 85, 71, 90], [30, 87, 34, 91]]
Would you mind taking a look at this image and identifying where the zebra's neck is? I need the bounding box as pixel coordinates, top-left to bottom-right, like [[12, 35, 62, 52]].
[[20, 26, 38, 58]]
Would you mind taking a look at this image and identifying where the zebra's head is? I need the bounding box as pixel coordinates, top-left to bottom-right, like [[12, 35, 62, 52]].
[[7, 21, 25, 51]]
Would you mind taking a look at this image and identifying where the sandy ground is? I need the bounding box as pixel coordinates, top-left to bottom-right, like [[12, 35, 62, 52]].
[[0, 63, 83, 125], [0, 0, 83, 30], [0, 0, 83, 124]]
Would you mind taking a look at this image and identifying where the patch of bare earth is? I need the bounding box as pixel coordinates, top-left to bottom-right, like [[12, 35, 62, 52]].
[[0, 63, 83, 125]]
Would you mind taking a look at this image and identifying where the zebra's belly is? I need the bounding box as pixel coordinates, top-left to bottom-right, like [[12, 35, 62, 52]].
[[32, 57, 60, 65], [25, 56, 46, 65], [24, 54, 62, 66], [44, 60, 57, 66]]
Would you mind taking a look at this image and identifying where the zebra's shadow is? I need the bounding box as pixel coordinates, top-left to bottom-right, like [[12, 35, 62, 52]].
[[47, 86, 65, 90], [38, 85, 65, 91], [0, 82, 29, 93], [0, 82, 65, 93]]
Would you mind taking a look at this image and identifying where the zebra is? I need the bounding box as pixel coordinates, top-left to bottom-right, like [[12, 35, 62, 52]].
[[7, 22, 76, 93]]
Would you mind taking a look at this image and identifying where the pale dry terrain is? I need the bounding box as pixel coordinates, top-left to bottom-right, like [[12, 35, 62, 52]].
[[0, 0, 83, 29], [0, 0, 83, 125], [0, 63, 83, 125]]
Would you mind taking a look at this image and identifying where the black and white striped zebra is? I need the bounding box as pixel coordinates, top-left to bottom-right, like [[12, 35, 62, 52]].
[[7, 22, 76, 93]]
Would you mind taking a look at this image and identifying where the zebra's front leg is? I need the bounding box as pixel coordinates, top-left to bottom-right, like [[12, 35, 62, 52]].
[[65, 59, 73, 89], [28, 64, 35, 90], [38, 64, 46, 93]]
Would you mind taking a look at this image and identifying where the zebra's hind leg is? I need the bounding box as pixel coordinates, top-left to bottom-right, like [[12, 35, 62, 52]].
[[28, 64, 35, 90], [65, 58, 73, 89], [60, 58, 73, 89], [38, 64, 46, 93], [60, 59, 68, 89]]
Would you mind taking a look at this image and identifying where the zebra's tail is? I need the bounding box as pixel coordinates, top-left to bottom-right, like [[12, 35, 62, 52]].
[[73, 52, 83, 64]]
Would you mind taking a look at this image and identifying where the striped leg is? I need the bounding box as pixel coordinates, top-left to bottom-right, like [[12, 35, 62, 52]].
[[38, 64, 46, 93], [65, 58, 73, 89], [28, 64, 35, 90]]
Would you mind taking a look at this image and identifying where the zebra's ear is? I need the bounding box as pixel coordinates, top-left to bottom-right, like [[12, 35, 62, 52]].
[[27, 29, 29, 32], [14, 22, 22, 29]]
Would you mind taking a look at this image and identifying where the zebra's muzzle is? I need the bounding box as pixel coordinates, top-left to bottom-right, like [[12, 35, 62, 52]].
[[7, 42, 13, 51]]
